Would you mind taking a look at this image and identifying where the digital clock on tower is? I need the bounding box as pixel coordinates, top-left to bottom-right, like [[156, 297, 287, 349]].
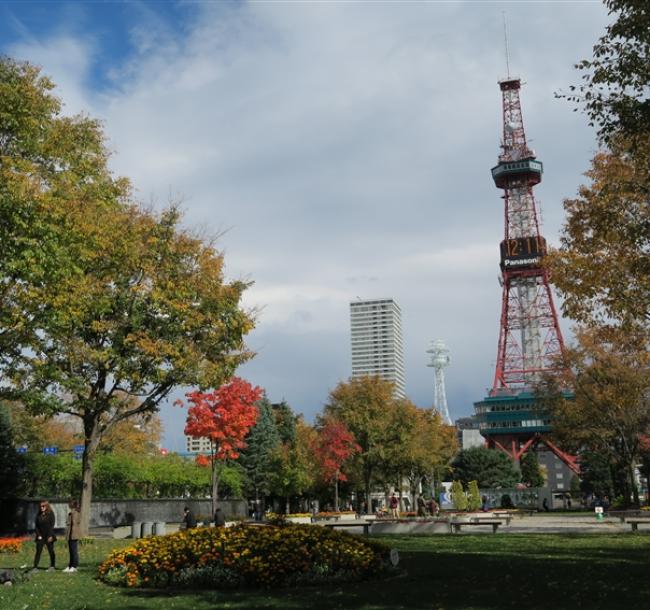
[[500, 236, 547, 269]]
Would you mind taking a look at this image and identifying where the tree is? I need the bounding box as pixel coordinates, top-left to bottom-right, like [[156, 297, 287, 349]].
[[323, 376, 403, 511], [239, 395, 281, 508], [180, 377, 261, 513], [314, 418, 360, 512], [0, 58, 124, 369], [0, 60, 255, 530], [100, 412, 162, 456], [545, 326, 650, 506], [467, 480, 481, 512], [450, 480, 467, 511], [452, 447, 520, 488], [0, 404, 21, 502], [397, 407, 458, 508], [546, 134, 650, 327], [577, 450, 615, 500], [3, 402, 79, 451], [269, 439, 313, 514], [520, 452, 545, 488], [561, 0, 650, 143]]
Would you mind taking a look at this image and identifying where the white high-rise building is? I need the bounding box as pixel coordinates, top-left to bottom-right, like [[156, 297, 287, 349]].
[[350, 298, 406, 398]]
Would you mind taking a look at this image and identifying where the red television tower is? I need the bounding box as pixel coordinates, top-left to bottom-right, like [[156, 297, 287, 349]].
[[474, 76, 578, 474]]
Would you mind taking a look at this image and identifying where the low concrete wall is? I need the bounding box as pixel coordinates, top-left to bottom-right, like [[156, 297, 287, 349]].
[[370, 520, 450, 535], [14, 498, 247, 532]]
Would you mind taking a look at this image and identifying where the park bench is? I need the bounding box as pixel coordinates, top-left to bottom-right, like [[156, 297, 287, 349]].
[[475, 513, 511, 526], [449, 519, 503, 534], [323, 521, 372, 535], [627, 519, 650, 532], [608, 510, 646, 523]]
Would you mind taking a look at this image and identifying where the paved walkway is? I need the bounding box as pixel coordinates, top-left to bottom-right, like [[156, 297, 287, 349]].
[[500, 514, 649, 534]]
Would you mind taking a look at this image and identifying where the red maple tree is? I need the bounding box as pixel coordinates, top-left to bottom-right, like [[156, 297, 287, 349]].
[[178, 377, 262, 512], [314, 419, 360, 512]]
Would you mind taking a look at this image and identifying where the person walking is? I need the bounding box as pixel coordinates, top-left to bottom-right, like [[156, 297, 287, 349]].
[[33, 500, 57, 572], [389, 493, 399, 519], [182, 507, 197, 529], [214, 507, 226, 527], [63, 499, 87, 573]]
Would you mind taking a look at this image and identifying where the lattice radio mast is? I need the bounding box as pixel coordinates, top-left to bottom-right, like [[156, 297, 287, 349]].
[[427, 339, 452, 425]]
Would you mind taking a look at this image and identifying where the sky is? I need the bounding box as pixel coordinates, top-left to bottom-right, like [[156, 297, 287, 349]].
[[1, 0, 610, 452]]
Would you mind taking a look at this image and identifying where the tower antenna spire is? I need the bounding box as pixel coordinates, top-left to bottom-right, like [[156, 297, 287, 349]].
[[502, 12, 511, 78]]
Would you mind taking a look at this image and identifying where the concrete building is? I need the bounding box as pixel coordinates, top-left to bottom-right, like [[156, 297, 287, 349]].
[[185, 436, 212, 454], [455, 416, 484, 450], [350, 298, 406, 398]]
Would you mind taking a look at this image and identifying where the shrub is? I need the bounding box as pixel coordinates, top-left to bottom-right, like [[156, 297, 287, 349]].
[[98, 523, 392, 589], [451, 481, 468, 511], [467, 481, 481, 512]]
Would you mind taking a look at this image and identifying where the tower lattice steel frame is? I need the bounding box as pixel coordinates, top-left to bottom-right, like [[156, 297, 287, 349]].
[[474, 76, 578, 474], [427, 339, 452, 425]]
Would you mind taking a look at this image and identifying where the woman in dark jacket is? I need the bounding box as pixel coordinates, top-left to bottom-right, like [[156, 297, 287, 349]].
[[33, 500, 56, 571]]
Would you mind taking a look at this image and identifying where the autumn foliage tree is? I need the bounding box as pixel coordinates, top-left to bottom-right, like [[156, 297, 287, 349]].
[[545, 326, 650, 506], [181, 377, 262, 512], [314, 419, 360, 512], [546, 134, 650, 327], [323, 376, 403, 511], [0, 59, 255, 530]]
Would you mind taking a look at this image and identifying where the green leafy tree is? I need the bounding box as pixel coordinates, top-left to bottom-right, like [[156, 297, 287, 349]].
[[0, 404, 22, 502], [577, 450, 615, 499], [451, 480, 467, 511], [239, 396, 281, 507], [452, 447, 520, 488], [18, 454, 81, 498], [273, 401, 297, 445], [0, 59, 255, 530], [561, 0, 650, 143], [570, 475, 582, 499], [520, 452, 545, 488]]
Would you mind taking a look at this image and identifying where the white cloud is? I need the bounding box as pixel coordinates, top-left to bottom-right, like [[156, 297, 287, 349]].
[[2, 0, 608, 450]]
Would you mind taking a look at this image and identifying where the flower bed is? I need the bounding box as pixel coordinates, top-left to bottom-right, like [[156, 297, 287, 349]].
[[98, 523, 392, 589], [0, 537, 27, 553], [313, 511, 357, 519]]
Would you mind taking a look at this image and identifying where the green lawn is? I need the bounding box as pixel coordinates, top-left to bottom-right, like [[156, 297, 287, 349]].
[[1, 533, 649, 610]]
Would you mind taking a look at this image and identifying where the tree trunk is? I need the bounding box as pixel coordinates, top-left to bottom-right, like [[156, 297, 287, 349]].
[[364, 463, 372, 515], [79, 420, 102, 533], [211, 461, 220, 516], [334, 475, 339, 512], [629, 461, 640, 506]]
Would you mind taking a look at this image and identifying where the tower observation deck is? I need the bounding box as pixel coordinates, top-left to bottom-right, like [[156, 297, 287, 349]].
[[473, 77, 577, 474]]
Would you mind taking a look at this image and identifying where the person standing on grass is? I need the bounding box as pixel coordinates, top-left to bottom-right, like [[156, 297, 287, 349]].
[[63, 499, 87, 573], [33, 500, 56, 572], [389, 493, 399, 519]]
